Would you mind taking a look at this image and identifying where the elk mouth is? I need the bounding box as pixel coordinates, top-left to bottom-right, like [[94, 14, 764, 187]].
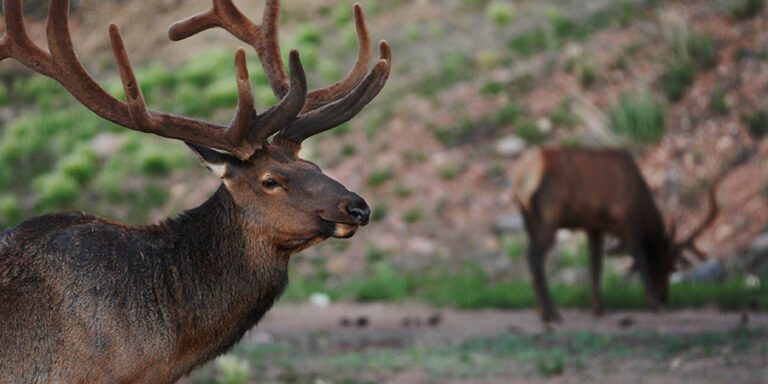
[[317, 216, 360, 239], [331, 223, 358, 238]]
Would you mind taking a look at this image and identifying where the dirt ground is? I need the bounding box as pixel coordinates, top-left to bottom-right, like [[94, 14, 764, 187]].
[[186, 303, 768, 384]]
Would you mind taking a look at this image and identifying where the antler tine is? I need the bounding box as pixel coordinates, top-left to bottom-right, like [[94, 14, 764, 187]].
[[247, 49, 307, 144], [278, 41, 391, 143], [676, 178, 720, 250], [1, 0, 54, 74], [169, 1, 387, 141], [109, 24, 257, 160], [301, 3, 372, 113], [168, 0, 289, 98]]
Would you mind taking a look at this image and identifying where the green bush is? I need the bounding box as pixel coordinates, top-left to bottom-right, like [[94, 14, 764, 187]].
[[548, 10, 582, 40], [609, 89, 666, 144], [0, 82, 8, 107], [660, 59, 695, 102], [578, 62, 598, 88], [687, 35, 717, 70], [205, 78, 238, 109], [139, 149, 177, 176], [509, 28, 550, 57], [346, 262, 410, 302], [178, 51, 230, 87], [402, 208, 423, 224], [742, 109, 768, 139], [487, 2, 516, 27], [731, 0, 765, 20], [58, 149, 97, 185], [493, 103, 524, 126], [371, 204, 389, 222], [296, 24, 323, 46], [35, 173, 79, 210], [515, 120, 545, 144], [550, 99, 578, 128], [367, 168, 393, 187], [0, 195, 22, 227], [709, 87, 729, 115]]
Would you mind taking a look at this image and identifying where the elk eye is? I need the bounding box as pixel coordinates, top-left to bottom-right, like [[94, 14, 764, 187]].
[[262, 178, 279, 189]]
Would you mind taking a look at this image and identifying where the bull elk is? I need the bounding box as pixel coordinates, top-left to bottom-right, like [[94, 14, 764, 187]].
[[513, 147, 723, 323], [0, 0, 391, 382]]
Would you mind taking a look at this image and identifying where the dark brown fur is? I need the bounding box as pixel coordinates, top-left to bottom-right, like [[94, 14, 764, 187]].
[[0, 142, 370, 382]]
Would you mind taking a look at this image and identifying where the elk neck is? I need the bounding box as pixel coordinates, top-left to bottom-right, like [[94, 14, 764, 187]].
[[150, 184, 290, 365]]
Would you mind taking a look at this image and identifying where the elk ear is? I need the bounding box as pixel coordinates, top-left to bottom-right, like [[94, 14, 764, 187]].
[[186, 143, 238, 179]]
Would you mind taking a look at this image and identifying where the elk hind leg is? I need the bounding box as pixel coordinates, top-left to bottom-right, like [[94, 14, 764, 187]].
[[587, 230, 604, 317], [526, 223, 560, 323]]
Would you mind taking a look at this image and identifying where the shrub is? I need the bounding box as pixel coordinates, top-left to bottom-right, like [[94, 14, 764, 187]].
[[0, 82, 7, 106], [493, 103, 524, 126], [139, 150, 173, 176], [403, 208, 423, 224], [509, 28, 549, 57], [731, 0, 765, 20], [660, 59, 695, 102], [687, 35, 717, 70], [205, 78, 238, 109], [709, 87, 729, 115], [578, 62, 598, 88], [515, 120, 545, 144], [487, 2, 516, 27], [296, 24, 322, 46], [347, 262, 410, 302], [59, 149, 97, 185], [609, 89, 667, 144], [550, 99, 578, 128], [742, 109, 768, 139], [35, 173, 79, 210], [371, 204, 388, 222], [0, 195, 22, 227], [367, 168, 393, 187], [548, 10, 582, 40]]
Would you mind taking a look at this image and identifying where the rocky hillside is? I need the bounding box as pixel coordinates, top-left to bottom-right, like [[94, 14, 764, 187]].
[[1, 0, 766, 288]]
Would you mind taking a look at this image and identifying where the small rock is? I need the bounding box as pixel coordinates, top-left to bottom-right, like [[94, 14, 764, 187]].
[[495, 213, 525, 234], [309, 292, 331, 307], [428, 313, 443, 327], [671, 259, 726, 283], [537, 118, 552, 134], [749, 232, 768, 255], [618, 316, 634, 328], [494, 135, 527, 157]]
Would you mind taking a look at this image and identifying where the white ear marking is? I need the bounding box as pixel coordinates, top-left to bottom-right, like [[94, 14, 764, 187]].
[[207, 163, 228, 179]]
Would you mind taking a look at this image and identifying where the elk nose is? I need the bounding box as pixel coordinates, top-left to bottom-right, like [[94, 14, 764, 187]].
[[346, 199, 370, 226]]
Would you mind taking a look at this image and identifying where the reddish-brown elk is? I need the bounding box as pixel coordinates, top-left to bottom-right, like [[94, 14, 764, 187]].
[[513, 147, 721, 323], [0, 0, 390, 382]]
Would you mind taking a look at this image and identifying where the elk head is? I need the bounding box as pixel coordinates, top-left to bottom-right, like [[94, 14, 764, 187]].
[[652, 178, 721, 303], [0, 0, 390, 249], [190, 138, 370, 252]]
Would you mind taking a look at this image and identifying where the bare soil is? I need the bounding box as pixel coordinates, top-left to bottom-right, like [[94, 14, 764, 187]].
[[185, 303, 768, 384]]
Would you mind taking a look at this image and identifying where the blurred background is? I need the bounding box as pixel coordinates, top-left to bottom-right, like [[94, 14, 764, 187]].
[[1, 0, 767, 382]]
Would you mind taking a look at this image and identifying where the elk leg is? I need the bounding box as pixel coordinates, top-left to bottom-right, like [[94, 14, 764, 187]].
[[587, 230, 604, 317], [628, 237, 660, 310], [526, 223, 560, 323]]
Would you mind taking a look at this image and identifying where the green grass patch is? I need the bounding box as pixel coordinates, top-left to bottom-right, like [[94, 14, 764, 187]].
[[608, 89, 667, 144], [742, 109, 768, 140]]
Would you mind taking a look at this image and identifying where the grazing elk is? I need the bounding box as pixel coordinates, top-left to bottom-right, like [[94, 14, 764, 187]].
[[0, 0, 390, 382], [513, 147, 723, 323]]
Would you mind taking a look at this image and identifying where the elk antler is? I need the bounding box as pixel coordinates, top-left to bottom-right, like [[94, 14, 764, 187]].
[[169, 0, 392, 144], [0, 0, 389, 159], [671, 147, 753, 262], [672, 181, 719, 260]]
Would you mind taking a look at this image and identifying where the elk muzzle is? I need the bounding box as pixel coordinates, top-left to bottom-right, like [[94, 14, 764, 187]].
[[323, 193, 370, 238]]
